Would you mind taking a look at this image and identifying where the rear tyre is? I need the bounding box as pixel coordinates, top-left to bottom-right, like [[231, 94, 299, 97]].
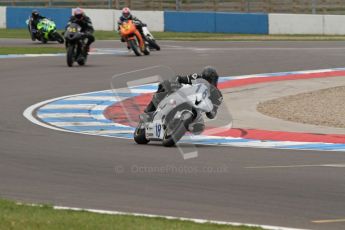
[[147, 38, 160, 51], [143, 45, 150, 55], [67, 45, 74, 67], [134, 122, 150, 144], [128, 39, 141, 56], [53, 32, 64, 44]]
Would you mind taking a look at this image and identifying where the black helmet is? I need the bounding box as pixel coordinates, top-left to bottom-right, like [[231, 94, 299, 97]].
[[32, 10, 39, 19], [201, 66, 219, 87]]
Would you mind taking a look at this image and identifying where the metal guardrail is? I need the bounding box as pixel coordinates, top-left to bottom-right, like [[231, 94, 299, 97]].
[[0, 0, 345, 14]]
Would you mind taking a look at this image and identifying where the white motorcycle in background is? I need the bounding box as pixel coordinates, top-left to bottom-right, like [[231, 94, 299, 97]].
[[141, 23, 161, 51], [134, 78, 221, 147]]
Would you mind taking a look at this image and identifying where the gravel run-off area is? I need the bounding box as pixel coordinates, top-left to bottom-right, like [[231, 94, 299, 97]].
[[257, 86, 345, 129]]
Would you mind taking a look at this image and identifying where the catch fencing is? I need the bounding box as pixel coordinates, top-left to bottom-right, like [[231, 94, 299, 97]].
[[1, 0, 345, 14]]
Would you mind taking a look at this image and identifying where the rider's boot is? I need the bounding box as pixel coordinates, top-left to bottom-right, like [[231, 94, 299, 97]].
[[85, 43, 91, 54]]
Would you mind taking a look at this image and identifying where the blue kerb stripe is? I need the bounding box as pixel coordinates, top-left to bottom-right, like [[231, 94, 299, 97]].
[[42, 117, 112, 123], [131, 85, 158, 90], [332, 67, 345, 71], [105, 133, 134, 138], [255, 72, 306, 77], [90, 110, 105, 115], [38, 109, 92, 114], [63, 126, 135, 132], [218, 78, 234, 83], [84, 92, 139, 97], [0, 54, 65, 59], [0, 55, 27, 59], [50, 100, 114, 105], [38, 109, 106, 115], [279, 144, 345, 150]]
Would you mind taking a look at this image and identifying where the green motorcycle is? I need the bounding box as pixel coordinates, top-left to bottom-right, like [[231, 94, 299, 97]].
[[27, 18, 64, 44]]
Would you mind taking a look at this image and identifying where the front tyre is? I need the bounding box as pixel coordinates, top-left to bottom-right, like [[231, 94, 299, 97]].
[[162, 119, 187, 147], [67, 45, 75, 67], [162, 112, 193, 147], [134, 121, 150, 144], [128, 39, 141, 56]]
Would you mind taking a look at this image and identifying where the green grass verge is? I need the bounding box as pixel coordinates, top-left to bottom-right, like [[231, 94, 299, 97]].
[[2, 29, 345, 41], [0, 199, 262, 230], [0, 47, 65, 55]]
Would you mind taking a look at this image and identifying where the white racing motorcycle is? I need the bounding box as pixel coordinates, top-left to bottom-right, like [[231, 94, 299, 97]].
[[134, 78, 221, 147], [141, 24, 161, 51]]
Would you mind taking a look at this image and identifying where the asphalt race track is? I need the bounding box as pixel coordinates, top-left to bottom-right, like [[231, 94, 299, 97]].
[[1, 39, 345, 230]]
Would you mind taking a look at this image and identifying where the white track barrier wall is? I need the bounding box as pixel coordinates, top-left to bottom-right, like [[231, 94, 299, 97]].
[[0, 7, 6, 28], [83, 9, 116, 31], [76, 9, 164, 32], [269, 13, 324, 34], [324, 15, 345, 35], [269, 13, 345, 35], [131, 10, 164, 32]]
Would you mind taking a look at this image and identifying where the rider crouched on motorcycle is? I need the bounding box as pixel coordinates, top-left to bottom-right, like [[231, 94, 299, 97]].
[[145, 66, 223, 120], [65, 8, 95, 52], [117, 7, 146, 45], [29, 10, 46, 40]]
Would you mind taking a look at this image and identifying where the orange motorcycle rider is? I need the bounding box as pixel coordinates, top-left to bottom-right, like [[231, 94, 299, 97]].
[[117, 7, 146, 51]]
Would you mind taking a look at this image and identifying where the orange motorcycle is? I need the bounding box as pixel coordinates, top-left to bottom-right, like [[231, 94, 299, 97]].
[[119, 20, 150, 56]]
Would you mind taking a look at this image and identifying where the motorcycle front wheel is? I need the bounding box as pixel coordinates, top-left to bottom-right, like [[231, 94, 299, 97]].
[[67, 45, 75, 67], [162, 112, 193, 147], [134, 121, 150, 144], [128, 39, 141, 56], [77, 44, 88, 66], [162, 120, 187, 147], [28, 26, 36, 41]]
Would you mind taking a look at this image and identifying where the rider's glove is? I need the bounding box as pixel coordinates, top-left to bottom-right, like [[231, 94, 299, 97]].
[[206, 111, 217, 119], [206, 105, 219, 119], [169, 80, 181, 91]]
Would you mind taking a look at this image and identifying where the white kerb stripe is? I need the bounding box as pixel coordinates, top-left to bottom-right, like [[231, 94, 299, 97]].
[[53, 205, 310, 230]]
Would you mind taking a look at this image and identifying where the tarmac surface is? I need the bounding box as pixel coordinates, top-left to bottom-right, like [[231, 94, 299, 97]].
[[1, 39, 345, 229]]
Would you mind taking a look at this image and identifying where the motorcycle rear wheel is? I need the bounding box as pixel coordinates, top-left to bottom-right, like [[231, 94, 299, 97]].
[[143, 45, 150, 55], [53, 32, 64, 44], [147, 38, 160, 51]]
